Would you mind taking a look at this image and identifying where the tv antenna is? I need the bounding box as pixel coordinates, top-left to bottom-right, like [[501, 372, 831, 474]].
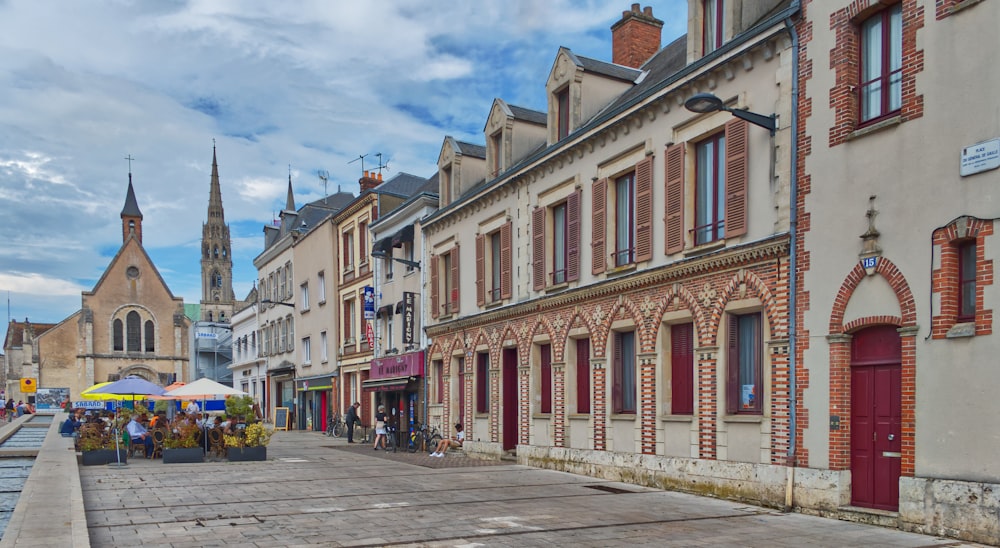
[[375, 152, 390, 176], [348, 153, 368, 177], [317, 170, 329, 202]]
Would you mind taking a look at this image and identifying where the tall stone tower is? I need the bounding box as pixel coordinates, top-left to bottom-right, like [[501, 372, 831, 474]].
[[200, 145, 236, 322]]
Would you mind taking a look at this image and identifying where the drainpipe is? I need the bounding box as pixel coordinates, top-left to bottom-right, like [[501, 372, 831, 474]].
[[784, 5, 801, 512]]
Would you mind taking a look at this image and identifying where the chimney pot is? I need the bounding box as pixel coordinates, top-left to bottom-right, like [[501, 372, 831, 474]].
[[611, 4, 663, 69]]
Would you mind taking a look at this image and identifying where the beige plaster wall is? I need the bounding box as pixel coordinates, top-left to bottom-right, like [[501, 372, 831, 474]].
[[800, 0, 1000, 480]]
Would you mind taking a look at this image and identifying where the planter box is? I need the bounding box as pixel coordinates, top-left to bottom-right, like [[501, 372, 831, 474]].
[[163, 447, 204, 464], [82, 449, 127, 466], [227, 446, 267, 461]]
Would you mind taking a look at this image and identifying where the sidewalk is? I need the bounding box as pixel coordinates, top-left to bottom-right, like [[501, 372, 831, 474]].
[[1, 420, 986, 547]]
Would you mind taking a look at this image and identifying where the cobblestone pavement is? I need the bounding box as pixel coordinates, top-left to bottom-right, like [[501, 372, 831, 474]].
[[79, 431, 982, 547]]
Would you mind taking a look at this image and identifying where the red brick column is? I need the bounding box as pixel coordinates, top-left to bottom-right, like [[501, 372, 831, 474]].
[[696, 346, 718, 459], [767, 341, 791, 464], [827, 334, 852, 470], [592, 359, 607, 451], [639, 353, 657, 455], [553, 362, 566, 447]]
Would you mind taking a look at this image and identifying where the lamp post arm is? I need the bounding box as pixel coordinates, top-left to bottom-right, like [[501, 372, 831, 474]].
[[727, 108, 776, 135]]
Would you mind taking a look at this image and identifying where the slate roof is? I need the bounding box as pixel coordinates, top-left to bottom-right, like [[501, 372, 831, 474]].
[[4, 320, 58, 349], [120, 177, 142, 218], [508, 105, 547, 125], [574, 52, 643, 82], [454, 141, 486, 159], [374, 172, 433, 198]]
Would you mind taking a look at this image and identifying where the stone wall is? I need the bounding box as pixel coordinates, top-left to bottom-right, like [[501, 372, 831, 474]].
[[899, 477, 999, 545]]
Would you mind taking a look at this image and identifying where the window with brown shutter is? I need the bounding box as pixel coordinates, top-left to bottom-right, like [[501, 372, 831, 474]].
[[500, 221, 512, 299], [635, 156, 653, 262], [592, 178, 607, 274], [430, 254, 439, 319], [540, 344, 552, 414], [566, 189, 581, 282], [449, 245, 460, 315], [670, 323, 694, 415], [533, 207, 546, 290], [724, 118, 748, 238], [475, 234, 486, 306], [664, 143, 686, 254]]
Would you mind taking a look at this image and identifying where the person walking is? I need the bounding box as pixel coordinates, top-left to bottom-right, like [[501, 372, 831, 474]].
[[372, 405, 387, 450], [345, 402, 360, 443]]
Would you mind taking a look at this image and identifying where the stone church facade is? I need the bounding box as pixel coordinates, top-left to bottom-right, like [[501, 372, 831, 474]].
[[35, 175, 190, 395]]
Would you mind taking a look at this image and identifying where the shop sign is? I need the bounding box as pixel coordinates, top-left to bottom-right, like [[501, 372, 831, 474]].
[[402, 292, 415, 344], [363, 285, 375, 320], [370, 351, 425, 380]]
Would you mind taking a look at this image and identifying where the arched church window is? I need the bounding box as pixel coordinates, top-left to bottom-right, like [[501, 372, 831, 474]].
[[126, 311, 141, 352], [144, 321, 155, 352], [214, 246, 219, 258], [128, 220, 135, 232], [222, 247, 228, 258], [216, 273, 223, 288], [204, 245, 209, 258], [113, 319, 124, 351]]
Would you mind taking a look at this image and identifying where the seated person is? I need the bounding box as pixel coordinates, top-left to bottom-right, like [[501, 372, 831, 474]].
[[60, 410, 84, 437], [430, 423, 465, 457], [126, 414, 154, 457]]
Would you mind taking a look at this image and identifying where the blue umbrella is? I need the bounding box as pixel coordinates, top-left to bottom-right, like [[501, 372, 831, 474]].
[[86, 376, 165, 466]]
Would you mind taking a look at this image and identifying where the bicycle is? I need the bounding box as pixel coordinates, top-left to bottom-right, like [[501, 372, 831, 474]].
[[407, 422, 443, 453], [325, 413, 346, 437], [383, 424, 398, 452]]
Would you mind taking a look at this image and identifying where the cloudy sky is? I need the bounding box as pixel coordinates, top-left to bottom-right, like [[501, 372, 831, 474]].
[[0, 0, 685, 327]]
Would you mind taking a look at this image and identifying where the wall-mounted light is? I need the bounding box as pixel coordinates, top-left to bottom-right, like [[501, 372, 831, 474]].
[[684, 92, 776, 135]]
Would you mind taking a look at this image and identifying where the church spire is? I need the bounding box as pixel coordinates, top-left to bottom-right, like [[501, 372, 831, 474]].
[[206, 141, 225, 223], [283, 169, 296, 213], [200, 142, 235, 321], [121, 167, 143, 244]]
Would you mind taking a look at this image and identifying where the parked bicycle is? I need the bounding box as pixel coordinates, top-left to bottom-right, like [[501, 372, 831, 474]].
[[383, 424, 398, 452], [325, 413, 346, 437], [407, 422, 443, 453]]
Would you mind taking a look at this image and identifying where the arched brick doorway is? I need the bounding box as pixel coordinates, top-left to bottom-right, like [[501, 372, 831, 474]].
[[850, 325, 902, 511]]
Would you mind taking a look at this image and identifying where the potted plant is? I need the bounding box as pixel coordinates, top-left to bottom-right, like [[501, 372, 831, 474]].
[[79, 424, 127, 466], [225, 422, 272, 461], [162, 420, 204, 463]]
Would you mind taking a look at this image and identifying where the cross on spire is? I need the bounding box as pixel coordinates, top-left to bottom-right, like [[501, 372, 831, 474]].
[[124, 154, 135, 174]]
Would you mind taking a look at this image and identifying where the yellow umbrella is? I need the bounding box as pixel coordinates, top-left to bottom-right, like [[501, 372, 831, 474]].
[[80, 382, 149, 401]]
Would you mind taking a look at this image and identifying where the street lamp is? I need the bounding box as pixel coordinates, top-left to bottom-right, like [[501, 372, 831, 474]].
[[370, 249, 421, 270], [684, 93, 776, 135], [261, 299, 295, 308]]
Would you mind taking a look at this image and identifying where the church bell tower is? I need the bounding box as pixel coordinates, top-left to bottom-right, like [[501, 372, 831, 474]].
[[200, 144, 236, 322]]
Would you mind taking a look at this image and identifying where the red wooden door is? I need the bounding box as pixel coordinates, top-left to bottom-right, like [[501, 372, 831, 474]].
[[850, 326, 902, 511], [502, 348, 518, 451]]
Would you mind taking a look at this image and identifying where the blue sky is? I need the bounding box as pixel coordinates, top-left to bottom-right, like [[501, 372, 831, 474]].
[[0, 0, 686, 327]]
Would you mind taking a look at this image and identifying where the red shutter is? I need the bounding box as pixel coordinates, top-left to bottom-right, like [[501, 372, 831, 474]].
[[540, 344, 552, 414], [576, 338, 590, 414], [664, 143, 686, 254], [532, 207, 546, 291], [450, 245, 460, 314], [726, 314, 739, 414], [475, 234, 486, 306], [430, 254, 439, 319], [592, 178, 607, 274], [634, 156, 654, 262], [671, 323, 694, 415], [724, 118, 749, 238], [612, 332, 623, 413], [566, 189, 581, 282], [500, 222, 512, 299]]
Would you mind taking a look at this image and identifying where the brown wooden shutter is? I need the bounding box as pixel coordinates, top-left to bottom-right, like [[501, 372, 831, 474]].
[[612, 332, 623, 413], [475, 234, 486, 306], [532, 207, 546, 291], [664, 143, 686, 254], [430, 254, 439, 319], [724, 118, 749, 238], [634, 156, 654, 262], [450, 245, 460, 314], [670, 323, 694, 415], [726, 314, 739, 414], [591, 178, 608, 275], [500, 221, 512, 299], [566, 189, 581, 282]]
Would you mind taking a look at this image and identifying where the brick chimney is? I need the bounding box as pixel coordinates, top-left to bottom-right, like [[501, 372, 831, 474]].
[[611, 4, 663, 69], [359, 170, 383, 193]]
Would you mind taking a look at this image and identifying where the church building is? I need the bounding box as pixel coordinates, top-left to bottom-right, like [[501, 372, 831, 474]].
[[33, 173, 191, 395], [200, 145, 239, 322]]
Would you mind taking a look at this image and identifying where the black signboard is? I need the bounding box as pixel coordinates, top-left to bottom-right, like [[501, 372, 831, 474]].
[[274, 407, 290, 431], [402, 291, 415, 343]]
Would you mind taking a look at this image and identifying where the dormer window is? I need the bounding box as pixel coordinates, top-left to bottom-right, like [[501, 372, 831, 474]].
[[441, 165, 452, 205], [556, 87, 570, 140], [490, 131, 503, 178], [703, 0, 723, 55]]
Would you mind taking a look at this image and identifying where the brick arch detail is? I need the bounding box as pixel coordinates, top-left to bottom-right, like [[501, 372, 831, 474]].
[[827, 258, 917, 478], [710, 269, 785, 346], [829, 259, 917, 333]]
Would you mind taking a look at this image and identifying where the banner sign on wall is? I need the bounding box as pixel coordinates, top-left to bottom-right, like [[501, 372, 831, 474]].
[[402, 291, 415, 344]]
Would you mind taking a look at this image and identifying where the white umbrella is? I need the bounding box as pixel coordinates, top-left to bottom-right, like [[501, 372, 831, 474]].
[[164, 378, 247, 452]]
